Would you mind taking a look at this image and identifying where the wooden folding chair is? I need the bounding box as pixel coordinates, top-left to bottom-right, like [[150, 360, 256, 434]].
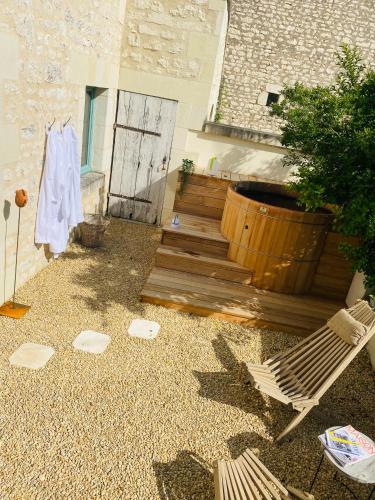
[[243, 300, 375, 442], [214, 448, 314, 499]]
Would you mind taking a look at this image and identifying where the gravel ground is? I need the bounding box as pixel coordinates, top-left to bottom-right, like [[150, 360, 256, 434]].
[[0, 218, 374, 499]]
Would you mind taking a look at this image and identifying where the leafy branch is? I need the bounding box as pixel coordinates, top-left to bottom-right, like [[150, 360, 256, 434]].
[[271, 44, 375, 290]]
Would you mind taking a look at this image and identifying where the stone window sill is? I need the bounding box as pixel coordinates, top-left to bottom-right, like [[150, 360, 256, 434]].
[[81, 171, 105, 191], [203, 121, 283, 148]]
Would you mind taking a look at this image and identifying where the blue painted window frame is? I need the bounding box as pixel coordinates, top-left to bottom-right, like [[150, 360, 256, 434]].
[[81, 87, 95, 175]]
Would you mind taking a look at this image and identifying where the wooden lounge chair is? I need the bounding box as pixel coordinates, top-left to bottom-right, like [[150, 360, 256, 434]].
[[243, 300, 375, 443], [214, 448, 314, 499]]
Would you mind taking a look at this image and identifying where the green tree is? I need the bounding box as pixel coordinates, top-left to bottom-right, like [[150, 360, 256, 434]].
[[271, 45, 375, 290]]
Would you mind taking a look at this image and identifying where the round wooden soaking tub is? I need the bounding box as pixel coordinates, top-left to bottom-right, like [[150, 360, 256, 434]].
[[221, 181, 333, 294]]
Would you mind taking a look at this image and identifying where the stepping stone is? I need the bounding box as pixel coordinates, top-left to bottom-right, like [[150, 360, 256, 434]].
[[73, 330, 110, 354], [9, 343, 55, 370], [128, 319, 160, 340]]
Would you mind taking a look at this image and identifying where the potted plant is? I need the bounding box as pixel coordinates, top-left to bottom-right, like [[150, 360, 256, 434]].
[[179, 158, 195, 194]]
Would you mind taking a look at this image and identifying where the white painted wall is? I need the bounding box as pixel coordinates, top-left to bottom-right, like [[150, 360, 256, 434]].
[[185, 131, 292, 183]]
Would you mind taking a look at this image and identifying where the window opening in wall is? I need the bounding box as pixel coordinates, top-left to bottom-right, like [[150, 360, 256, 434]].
[[81, 87, 95, 175], [266, 92, 280, 107]]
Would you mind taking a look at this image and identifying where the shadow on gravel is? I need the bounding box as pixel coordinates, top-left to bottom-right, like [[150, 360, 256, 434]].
[[153, 450, 213, 500], [61, 218, 161, 316], [192, 333, 285, 437]]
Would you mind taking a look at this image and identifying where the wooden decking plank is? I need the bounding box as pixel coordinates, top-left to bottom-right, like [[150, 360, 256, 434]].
[[156, 245, 252, 285], [179, 172, 230, 190], [162, 235, 228, 256], [147, 268, 340, 322], [173, 201, 224, 220], [162, 213, 227, 243], [156, 246, 247, 270], [141, 287, 310, 335], [141, 268, 340, 333], [145, 269, 337, 323], [162, 232, 229, 250]]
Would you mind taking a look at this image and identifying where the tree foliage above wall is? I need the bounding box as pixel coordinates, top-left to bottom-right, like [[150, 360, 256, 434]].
[[271, 45, 375, 290]]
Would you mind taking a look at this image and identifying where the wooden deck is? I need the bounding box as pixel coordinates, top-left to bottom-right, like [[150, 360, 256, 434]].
[[141, 213, 343, 335]]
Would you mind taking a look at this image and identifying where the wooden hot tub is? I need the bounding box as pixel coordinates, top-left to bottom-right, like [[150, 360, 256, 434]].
[[221, 181, 333, 294]]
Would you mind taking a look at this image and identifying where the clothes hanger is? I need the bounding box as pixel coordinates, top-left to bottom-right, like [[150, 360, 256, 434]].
[[47, 117, 56, 131], [63, 116, 72, 128]]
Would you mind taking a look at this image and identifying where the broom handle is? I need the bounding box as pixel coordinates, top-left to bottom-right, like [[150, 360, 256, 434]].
[[12, 207, 21, 305]]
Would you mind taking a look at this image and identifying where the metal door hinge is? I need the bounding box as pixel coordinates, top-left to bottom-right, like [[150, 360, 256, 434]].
[[113, 123, 161, 137], [108, 192, 152, 204]]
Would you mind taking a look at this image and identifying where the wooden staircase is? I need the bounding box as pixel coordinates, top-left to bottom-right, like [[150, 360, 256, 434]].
[[155, 246, 252, 285], [141, 211, 342, 335], [161, 213, 229, 257]]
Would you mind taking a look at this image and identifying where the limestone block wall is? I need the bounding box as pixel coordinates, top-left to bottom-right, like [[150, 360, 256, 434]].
[[0, 1, 125, 304], [221, 0, 375, 132], [120, 0, 228, 223]]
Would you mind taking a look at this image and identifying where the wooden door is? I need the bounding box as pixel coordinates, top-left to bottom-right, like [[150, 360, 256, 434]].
[[108, 91, 177, 224]]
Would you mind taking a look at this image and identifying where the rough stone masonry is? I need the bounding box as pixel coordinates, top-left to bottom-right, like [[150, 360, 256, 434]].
[[221, 0, 375, 133]]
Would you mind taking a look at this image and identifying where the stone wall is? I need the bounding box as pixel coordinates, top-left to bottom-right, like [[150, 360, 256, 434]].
[[0, 0, 125, 304], [221, 0, 375, 132], [0, 0, 229, 303], [120, 0, 228, 223]]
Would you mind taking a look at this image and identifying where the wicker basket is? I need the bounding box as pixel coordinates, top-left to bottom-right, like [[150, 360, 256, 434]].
[[81, 214, 110, 248]]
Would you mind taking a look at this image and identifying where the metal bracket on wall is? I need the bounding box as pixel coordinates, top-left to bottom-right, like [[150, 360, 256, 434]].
[[113, 123, 161, 137], [108, 192, 152, 204]]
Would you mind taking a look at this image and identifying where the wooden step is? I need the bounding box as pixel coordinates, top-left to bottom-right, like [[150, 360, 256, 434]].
[[174, 172, 230, 220], [141, 268, 342, 335], [162, 213, 229, 257], [155, 245, 253, 285]]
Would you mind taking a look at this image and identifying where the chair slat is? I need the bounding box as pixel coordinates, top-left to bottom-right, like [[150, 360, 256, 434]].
[[240, 456, 280, 500], [237, 456, 274, 500], [232, 458, 258, 500], [218, 460, 230, 500], [288, 335, 345, 384], [268, 329, 333, 374], [299, 341, 350, 389], [264, 326, 328, 366], [314, 323, 375, 400], [286, 331, 341, 373], [227, 460, 243, 499], [307, 344, 352, 394], [223, 460, 237, 500], [229, 460, 251, 499], [276, 373, 307, 395], [349, 302, 375, 327], [243, 450, 289, 497], [277, 370, 309, 399], [214, 460, 229, 500], [250, 371, 277, 383], [254, 381, 293, 404]]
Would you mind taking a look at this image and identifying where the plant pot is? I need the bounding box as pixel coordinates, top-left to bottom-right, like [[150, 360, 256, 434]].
[[80, 214, 110, 248]]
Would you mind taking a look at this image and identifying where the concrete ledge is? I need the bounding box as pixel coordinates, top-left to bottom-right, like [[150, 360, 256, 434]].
[[203, 121, 283, 147], [80, 171, 106, 216], [81, 171, 105, 191]]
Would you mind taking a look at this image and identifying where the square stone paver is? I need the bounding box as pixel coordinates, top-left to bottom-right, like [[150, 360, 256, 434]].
[[9, 343, 55, 370], [128, 319, 160, 340], [73, 330, 111, 354]]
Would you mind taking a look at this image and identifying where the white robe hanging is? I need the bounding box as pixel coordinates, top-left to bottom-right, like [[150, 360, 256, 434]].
[[35, 125, 83, 255], [65, 126, 83, 228]]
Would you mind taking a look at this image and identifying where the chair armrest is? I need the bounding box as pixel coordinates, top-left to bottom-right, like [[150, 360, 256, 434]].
[[286, 484, 314, 499]]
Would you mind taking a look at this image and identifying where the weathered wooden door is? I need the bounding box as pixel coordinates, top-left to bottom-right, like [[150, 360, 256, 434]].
[[108, 91, 177, 224]]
